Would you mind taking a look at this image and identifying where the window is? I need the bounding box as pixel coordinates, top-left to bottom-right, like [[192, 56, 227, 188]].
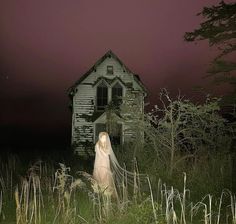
[[107, 65, 113, 74], [112, 82, 123, 108], [96, 81, 108, 110], [95, 123, 107, 143]]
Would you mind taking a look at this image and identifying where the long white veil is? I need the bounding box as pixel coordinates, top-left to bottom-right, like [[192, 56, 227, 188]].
[[99, 132, 147, 188]]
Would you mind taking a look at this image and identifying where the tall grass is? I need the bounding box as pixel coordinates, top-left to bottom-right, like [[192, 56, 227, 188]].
[[0, 152, 235, 223], [0, 91, 235, 222]]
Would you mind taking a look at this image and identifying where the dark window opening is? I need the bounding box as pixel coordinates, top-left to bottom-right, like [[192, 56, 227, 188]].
[[112, 82, 123, 108], [107, 65, 113, 74], [96, 81, 108, 110]]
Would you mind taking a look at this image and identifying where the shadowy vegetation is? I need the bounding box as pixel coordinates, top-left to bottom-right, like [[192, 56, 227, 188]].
[[0, 88, 235, 223], [118, 88, 235, 199]]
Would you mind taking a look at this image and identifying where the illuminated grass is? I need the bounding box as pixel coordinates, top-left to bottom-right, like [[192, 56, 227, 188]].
[[0, 154, 235, 223]]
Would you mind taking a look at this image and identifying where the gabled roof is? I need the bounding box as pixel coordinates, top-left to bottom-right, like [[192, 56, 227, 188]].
[[67, 50, 148, 97], [93, 110, 123, 123]]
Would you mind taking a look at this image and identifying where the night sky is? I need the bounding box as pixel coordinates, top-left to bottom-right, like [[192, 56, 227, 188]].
[[0, 0, 234, 151]]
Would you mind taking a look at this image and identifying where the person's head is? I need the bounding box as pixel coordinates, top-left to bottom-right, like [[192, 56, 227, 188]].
[[97, 132, 110, 151], [100, 134, 106, 144], [99, 132, 107, 144]]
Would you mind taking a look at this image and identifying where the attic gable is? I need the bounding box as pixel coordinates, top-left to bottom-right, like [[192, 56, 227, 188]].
[[67, 50, 130, 88], [67, 50, 148, 97]]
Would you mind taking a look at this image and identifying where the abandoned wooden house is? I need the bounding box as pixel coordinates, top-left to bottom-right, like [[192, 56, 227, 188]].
[[67, 50, 148, 156]]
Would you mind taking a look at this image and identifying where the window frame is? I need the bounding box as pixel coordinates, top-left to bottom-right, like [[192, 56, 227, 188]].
[[111, 82, 123, 108], [107, 65, 114, 74], [96, 81, 108, 111]]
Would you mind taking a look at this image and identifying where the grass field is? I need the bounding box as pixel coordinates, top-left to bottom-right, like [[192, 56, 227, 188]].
[[0, 150, 235, 224]]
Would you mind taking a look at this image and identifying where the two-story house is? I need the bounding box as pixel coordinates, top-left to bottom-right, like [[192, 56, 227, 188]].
[[67, 50, 148, 156]]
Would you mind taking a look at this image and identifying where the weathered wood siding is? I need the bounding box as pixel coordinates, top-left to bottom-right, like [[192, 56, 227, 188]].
[[71, 56, 145, 156]]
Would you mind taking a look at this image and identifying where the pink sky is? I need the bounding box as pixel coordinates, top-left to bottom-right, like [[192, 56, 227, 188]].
[[0, 0, 234, 147]]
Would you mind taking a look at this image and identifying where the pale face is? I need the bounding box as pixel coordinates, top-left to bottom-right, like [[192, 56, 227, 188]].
[[100, 134, 106, 144]]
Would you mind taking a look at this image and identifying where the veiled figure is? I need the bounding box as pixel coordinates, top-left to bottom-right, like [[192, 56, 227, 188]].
[[92, 131, 147, 198], [92, 132, 116, 196]]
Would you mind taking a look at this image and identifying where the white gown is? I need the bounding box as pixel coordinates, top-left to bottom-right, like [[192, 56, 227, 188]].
[[93, 144, 115, 194]]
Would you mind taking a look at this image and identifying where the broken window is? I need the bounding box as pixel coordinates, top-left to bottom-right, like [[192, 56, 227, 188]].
[[96, 81, 108, 110]]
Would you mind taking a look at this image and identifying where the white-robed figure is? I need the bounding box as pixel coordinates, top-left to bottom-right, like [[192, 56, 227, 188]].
[[92, 131, 147, 198], [93, 131, 117, 196]]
